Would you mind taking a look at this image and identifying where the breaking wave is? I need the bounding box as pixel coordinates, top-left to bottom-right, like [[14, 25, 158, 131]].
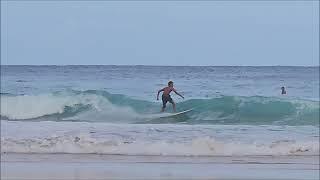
[[2, 134, 318, 156], [1, 90, 319, 125]]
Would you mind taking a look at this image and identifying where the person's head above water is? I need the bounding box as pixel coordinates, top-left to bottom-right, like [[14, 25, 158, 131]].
[[168, 81, 174, 87], [281, 86, 286, 94]]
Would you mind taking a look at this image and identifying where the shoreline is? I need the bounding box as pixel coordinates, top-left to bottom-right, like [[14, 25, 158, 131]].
[[1, 153, 319, 180]]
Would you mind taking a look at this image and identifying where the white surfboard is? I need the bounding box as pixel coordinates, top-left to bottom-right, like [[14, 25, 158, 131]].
[[144, 109, 193, 119], [166, 109, 193, 117]]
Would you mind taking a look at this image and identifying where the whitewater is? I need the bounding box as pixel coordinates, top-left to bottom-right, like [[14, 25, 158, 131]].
[[1, 65, 319, 156]]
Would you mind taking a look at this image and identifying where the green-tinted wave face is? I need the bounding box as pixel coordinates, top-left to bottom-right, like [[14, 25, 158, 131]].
[[1, 90, 319, 125], [178, 96, 319, 125]]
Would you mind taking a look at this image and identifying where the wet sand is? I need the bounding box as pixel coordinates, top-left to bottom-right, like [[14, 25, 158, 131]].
[[1, 153, 319, 180]]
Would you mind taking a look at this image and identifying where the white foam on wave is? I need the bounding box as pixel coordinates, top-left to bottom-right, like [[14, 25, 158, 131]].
[[1, 92, 318, 125], [0, 94, 140, 121], [2, 134, 318, 156], [1, 94, 74, 119], [2, 120, 318, 156]]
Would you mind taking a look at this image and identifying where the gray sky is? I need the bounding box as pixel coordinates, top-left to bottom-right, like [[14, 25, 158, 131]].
[[1, 1, 319, 66]]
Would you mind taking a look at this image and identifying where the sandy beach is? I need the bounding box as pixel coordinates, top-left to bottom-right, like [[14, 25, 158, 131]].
[[1, 153, 319, 180]]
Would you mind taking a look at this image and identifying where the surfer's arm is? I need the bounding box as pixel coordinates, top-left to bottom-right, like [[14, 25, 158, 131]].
[[173, 89, 184, 99], [157, 88, 164, 100]]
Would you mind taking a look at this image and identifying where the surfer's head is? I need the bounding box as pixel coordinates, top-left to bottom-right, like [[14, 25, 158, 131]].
[[281, 86, 286, 94], [168, 81, 174, 87]]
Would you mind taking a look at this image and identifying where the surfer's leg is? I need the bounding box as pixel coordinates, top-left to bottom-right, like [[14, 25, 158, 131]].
[[161, 103, 166, 112], [172, 102, 176, 112], [162, 96, 167, 112], [168, 96, 176, 112]]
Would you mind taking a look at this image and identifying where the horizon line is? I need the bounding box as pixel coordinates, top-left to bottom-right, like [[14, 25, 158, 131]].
[[1, 64, 319, 67]]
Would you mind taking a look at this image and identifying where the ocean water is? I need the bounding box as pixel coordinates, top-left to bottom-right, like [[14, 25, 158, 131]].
[[1, 65, 319, 156]]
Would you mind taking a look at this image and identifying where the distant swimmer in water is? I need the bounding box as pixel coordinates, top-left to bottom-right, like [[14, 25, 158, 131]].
[[281, 86, 286, 95], [157, 81, 184, 112]]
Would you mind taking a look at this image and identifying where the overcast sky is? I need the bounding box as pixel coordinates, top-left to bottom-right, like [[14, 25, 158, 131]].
[[1, 1, 319, 66]]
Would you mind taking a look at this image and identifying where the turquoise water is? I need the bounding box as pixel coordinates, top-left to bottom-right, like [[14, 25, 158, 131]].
[[1, 65, 319, 125], [1, 65, 319, 155]]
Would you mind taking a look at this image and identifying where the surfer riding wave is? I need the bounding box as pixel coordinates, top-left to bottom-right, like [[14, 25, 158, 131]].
[[157, 81, 184, 112]]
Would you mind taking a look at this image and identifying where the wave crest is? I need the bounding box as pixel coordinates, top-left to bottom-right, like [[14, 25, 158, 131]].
[[1, 90, 319, 125]]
